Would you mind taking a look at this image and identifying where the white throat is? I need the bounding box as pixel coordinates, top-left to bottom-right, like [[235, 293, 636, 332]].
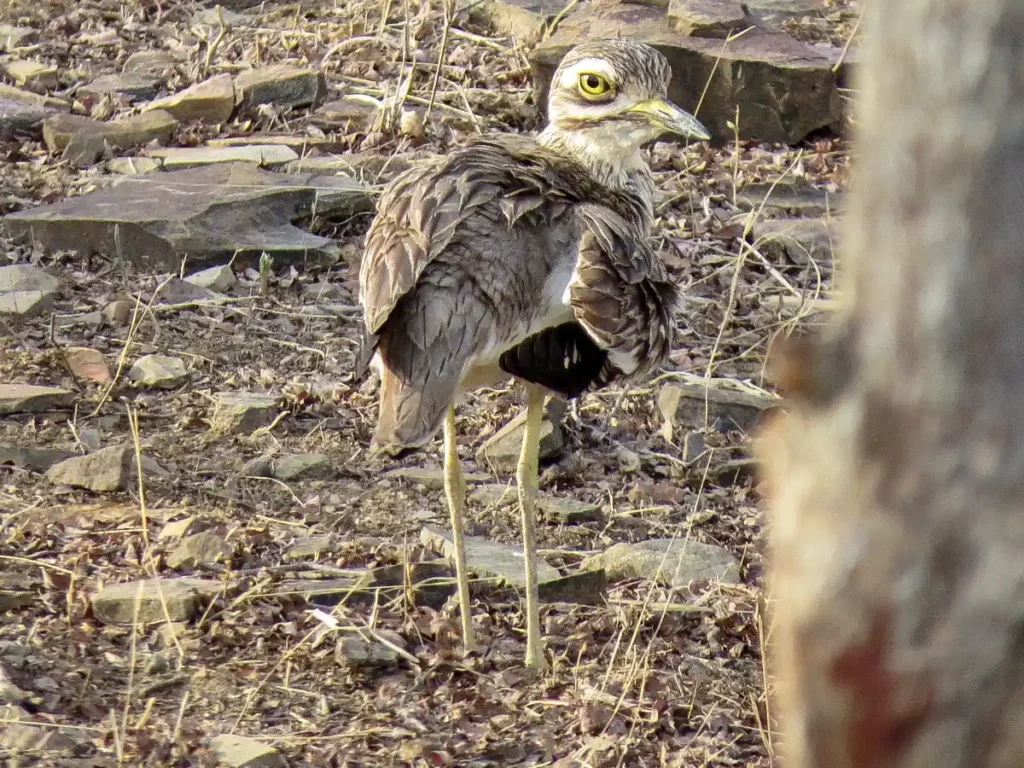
[[537, 123, 651, 190]]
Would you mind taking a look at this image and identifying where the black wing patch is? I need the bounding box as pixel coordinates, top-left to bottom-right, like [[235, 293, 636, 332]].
[[499, 322, 608, 399]]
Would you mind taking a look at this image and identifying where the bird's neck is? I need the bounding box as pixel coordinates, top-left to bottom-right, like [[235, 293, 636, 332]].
[[537, 124, 655, 228]]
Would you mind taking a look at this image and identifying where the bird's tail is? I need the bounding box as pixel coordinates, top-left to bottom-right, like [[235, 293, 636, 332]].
[[370, 356, 459, 457]]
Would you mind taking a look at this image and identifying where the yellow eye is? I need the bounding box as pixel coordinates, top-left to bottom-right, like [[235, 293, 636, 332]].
[[578, 72, 613, 98]]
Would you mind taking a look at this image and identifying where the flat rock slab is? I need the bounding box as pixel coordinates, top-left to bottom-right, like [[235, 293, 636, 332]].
[[530, 0, 840, 143], [2, 60, 58, 90], [0, 96, 62, 138], [386, 466, 491, 490], [668, 0, 759, 37], [284, 534, 336, 560], [421, 526, 560, 587], [477, 398, 566, 472], [3, 162, 371, 271], [471, 484, 603, 524], [92, 577, 221, 624], [129, 354, 189, 388], [80, 72, 163, 101], [145, 74, 235, 123], [272, 452, 330, 480], [737, 179, 841, 218], [147, 144, 299, 170], [536, 569, 606, 605], [166, 532, 232, 570], [658, 378, 778, 434], [186, 264, 236, 291], [124, 50, 184, 78], [0, 444, 74, 472], [752, 216, 837, 265], [44, 111, 178, 152], [471, 0, 574, 44], [234, 64, 326, 111], [336, 637, 401, 668], [0, 264, 58, 293], [0, 384, 74, 415], [209, 734, 287, 768], [106, 156, 162, 175], [211, 392, 280, 434], [0, 25, 39, 51], [46, 444, 133, 492], [583, 538, 741, 587]]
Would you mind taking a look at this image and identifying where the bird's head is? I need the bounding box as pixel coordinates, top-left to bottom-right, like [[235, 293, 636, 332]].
[[538, 40, 709, 187]]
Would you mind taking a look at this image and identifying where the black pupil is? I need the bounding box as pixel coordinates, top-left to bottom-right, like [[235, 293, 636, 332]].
[[586, 75, 601, 90]]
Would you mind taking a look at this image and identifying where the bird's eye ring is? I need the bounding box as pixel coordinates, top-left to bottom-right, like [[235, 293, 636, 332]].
[[578, 72, 613, 99]]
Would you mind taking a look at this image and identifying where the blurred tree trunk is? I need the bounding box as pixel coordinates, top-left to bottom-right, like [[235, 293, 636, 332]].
[[761, 1, 1024, 766]]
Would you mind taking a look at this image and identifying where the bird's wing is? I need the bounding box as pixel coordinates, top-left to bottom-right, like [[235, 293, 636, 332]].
[[569, 204, 681, 383], [359, 141, 558, 338]]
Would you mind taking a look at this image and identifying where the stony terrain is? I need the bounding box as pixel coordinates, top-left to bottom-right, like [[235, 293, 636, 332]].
[[0, 0, 854, 765]]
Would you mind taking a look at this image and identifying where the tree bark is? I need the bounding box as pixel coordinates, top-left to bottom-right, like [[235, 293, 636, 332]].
[[761, 1, 1024, 766]]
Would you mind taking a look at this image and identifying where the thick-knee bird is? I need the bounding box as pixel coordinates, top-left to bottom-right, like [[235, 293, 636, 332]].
[[358, 39, 709, 669]]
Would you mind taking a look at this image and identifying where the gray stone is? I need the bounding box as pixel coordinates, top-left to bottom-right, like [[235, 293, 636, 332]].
[[166, 532, 231, 570], [471, 0, 572, 44], [158, 277, 219, 304], [210, 392, 279, 434], [80, 72, 162, 101], [658, 379, 778, 434], [335, 637, 400, 668], [2, 60, 58, 90], [45, 444, 133, 492], [145, 74, 235, 123], [42, 109, 178, 165], [0, 25, 38, 52], [273, 453, 330, 481], [0, 97, 62, 138], [537, 569, 606, 605], [158, 516, 197, 540], [123, 50, 183, 78], [91, 577, 220, 624], [747, 0, 826, 19], [128, 354, 189, 388], [310, 97, 380, 131], [477, 398, 566, 472], [0, 264, 57, 293], [0, 82, 68, 110], [0, 445, 74, 472], [209, 734, 287, 768], [106, 156, 162, 175], [355, 561, 456, 609], [752, 216, 838, 265], [0, 290, 50, 316], [186, 264, 235, 292], [0, 385, 74, 415], [284, 534, 335, 561], [470, 484, 603, 524], [668, 0, 758, 38], [0, 722, 80, 751], [234, 65, 326, 111], [583, 538, 741, 587], [148, 144, 298, 170], [3, 163, 371, 271], [736, 180, 840, 217], [385, 466, 491, 490], [530, 0, 840, 143], [421, 526, 560, 587]]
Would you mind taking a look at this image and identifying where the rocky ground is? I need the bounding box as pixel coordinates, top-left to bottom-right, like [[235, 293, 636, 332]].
[[0, 0, 854, 765]]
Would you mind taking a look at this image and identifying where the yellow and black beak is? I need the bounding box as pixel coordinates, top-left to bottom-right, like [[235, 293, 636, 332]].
[[628, 98, 710, 141]]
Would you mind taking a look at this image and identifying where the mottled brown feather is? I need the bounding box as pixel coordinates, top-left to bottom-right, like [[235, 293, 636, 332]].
[[360, 133, 680, 453]]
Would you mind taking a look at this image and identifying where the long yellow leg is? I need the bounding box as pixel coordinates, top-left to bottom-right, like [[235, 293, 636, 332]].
[[517, 385, 546, 670], [443, 405, 476, 653]]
